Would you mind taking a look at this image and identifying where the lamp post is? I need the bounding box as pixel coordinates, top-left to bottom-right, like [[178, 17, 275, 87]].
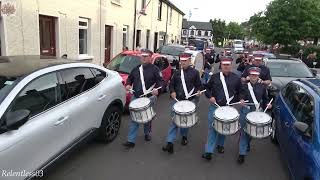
[[186, 8, 198, 45]]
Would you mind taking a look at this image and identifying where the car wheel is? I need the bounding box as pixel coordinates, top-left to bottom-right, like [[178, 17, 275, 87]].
[[97, 106, 122, 143], [271, 117, 278, 144]]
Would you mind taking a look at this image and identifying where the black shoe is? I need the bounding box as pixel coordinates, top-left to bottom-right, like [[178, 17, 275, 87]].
[[162, 143, 174, 154], [237, 155, 245, 164], [123, 142, 135, 149], [202, 153, 212, 161], [145, 135, 151, 141], [217, 145, 225, 154], [181, 136, 188, 146], [247, 144, 251, 152]]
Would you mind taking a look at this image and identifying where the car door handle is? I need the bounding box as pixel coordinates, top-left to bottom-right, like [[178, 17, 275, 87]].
[[54, 116, 69, 126], [98, 95, 107, 101]]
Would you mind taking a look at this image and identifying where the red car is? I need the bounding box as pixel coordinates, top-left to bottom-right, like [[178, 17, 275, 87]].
[[106, 50, 172, 106]]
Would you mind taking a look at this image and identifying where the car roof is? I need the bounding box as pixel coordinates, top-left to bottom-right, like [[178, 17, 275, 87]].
[[266, 58, 302, 63], [0, 55, 76, 77], [121, 51, 163, 59]]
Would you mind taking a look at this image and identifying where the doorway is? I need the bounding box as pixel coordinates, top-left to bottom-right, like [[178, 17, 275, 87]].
[[154, 32, 158, 52], [105, 25, 113, 64], [39, 15, 56, 56]]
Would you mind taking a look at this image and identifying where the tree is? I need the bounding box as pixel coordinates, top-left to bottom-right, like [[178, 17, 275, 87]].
[[248, 0, 320, 46], [210, 18, 227, 46], [226, 22, 245, 40]]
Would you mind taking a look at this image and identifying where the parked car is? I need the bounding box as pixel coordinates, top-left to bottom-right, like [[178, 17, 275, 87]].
[[252, 51, 276, 59], [0, 56, 126, 180], [106, 50, 172, 106], [271, 78, 320, 180], [265, 58, 316, 99], [188, 38, 208, 52], [233, 40, 244, 54]]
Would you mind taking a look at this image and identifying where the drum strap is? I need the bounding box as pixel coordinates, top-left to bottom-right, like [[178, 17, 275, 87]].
[[248, 82, 260, 111], [181, 69, 194, 99], [139, 65, 155, 95], [219, 72, 233, 104]]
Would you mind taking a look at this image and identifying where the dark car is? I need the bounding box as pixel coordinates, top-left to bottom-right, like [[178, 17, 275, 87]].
[[265, 58, 316, 99], [271, 79, 320, 180], [157, 45, 185, 69]]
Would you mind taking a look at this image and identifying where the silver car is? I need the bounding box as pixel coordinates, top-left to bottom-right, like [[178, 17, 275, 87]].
[[0, 56, 126, 180]]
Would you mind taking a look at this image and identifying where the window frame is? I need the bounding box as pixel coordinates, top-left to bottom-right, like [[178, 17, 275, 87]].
[[158, 1, 162, 21], [79, 18, 90, 57], [122, 25, 129, 48]]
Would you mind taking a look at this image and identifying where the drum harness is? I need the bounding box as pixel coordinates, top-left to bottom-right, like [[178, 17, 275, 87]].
[[139, 65, 156, 97], [181, 69, 195, 100], [247, 82, 260, 111], [219, 72, 234, 105]]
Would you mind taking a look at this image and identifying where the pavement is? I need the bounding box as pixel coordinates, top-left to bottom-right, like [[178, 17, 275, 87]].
[[41, 49, 290, 180]]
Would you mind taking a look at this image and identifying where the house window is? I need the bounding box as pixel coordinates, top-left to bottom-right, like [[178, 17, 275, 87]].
[[197, 30, 202, 36], [183, 30, 187, 35], [79, 18, 90, 55], [146, 29, 150, 49], [158, 1, 162, 20], [190, 30, 195, 36], [205, 31, 209, 36], [122, 25, 129, 48], [169, 8, 172, 25]]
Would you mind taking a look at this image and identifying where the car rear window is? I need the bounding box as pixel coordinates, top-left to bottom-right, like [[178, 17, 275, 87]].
[[107, 54, 141, 74]]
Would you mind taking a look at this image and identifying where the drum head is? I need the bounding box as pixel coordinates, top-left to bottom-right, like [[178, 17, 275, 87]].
[[129, 97, 150, 109], [173, 100, 196, 114], [214, 106, 239, 121], [246, 112, 271, 124]]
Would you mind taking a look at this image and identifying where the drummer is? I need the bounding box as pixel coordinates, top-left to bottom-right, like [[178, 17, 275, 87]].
[[162, 53, 202, 154], [123, 49, 163, 149], [238, 67, 272, 164], [241, 55, 272, 86], [202, 58, 242, 160]]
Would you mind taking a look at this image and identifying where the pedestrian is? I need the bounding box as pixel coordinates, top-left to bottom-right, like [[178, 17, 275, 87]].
[[304, 52, 317, 68], [123, 49, 163, 149], [237, 67, 272, 164], [241, 55, 272, 86], [202, 58, 242, 160], [205, 48, 215, 65], [297, 49, 303, 60], [162, 53, 202, 154]]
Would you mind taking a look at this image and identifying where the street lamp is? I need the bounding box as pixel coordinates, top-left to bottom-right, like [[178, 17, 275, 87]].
[[186, 8, 198, 45]]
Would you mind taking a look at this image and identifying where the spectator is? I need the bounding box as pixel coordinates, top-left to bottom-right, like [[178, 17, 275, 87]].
[[304, 52, 317, 68]]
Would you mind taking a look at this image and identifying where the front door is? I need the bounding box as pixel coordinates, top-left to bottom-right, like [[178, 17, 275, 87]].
[[105, 25, 112, 64], [39, 15, 56, 56], [154, 32, 158, 52]]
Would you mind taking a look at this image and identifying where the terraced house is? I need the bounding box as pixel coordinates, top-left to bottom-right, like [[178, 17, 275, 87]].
[[0, 0, 184, 65]]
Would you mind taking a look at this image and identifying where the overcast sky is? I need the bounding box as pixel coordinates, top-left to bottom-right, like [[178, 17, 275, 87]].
[[170, 0, 273, 23]]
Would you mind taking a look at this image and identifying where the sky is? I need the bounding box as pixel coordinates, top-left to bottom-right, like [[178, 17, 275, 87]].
[[170, 0, 273, 23]]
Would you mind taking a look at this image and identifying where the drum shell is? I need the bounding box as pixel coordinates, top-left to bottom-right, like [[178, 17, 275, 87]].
[[173, 101, 197, 128], [213, 106, 240, 135], [245, 113, 272, 139], [129, 99, 156, 124]]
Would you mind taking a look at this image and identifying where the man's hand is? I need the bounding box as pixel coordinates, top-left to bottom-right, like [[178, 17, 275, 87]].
[[210, 97, 216, 104], [126, 85, 132, 91], [196, 90, 201, 97], [246, 76, 250, 81], [171, 92, 177, 99], [152, 89, 159, 96], [240, 99, 245, 106], [258, 78, 263, 83], [267, 104, 272, 109]]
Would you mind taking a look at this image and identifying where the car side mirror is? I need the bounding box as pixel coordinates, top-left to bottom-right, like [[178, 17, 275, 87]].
[[293, 121, 310, 137], [6, 110, 30, 130], [310, 69, 317, 77]]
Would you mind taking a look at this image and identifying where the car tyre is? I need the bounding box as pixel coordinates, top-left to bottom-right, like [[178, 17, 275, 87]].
[[271, 117, 278, 144], [97, 106, 122, 143]]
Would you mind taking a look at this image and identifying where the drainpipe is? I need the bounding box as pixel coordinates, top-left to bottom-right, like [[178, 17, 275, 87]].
[[132, 0, 137, 50], [164, 3, 169, 45]]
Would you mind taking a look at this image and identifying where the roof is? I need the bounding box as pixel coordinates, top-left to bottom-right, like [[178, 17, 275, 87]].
[[182, 19, 213, 31], [161, 0, 185, 15], [0, 55, 76, 77]]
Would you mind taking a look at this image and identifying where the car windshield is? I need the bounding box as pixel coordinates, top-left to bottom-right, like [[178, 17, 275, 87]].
[[188, 39, 206, 50], [107, 54, 141, 74], [267, 61, 314, 78], [159, 46, 185, 56], [0, 76, 19, 104]]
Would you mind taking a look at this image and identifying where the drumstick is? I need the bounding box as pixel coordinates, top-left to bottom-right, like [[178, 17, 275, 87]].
[[214, 102, 220, 108], [174, 98, 179, 102], [228, 100, 249, 106], [140, 87, 162, 97], [189, 90, 207, 98], [263, 98, 274, 113], [128, 89, 135, 93]]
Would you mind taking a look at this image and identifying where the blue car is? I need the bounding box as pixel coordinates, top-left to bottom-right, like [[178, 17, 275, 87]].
[[272, 78, 320, 180]]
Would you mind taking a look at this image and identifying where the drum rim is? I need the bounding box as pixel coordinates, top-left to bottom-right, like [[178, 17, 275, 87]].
[[173, 100, 196, 114], [173, 116, 198, 128], [214, 116, 239, 122], [129, 98, 152, 110], [214, 106, 239, 121], [245, 112, 272, 125], [131, 113, 156, 123]]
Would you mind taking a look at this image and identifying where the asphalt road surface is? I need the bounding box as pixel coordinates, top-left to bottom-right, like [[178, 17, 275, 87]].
[[42, 56, 290, 180]]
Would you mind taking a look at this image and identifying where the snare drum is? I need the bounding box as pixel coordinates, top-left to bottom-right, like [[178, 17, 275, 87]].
[[173, 100, 197, 128], [129, 97, 156, 124], [245, 111, 272, 138], [213, 106, 240, 135]]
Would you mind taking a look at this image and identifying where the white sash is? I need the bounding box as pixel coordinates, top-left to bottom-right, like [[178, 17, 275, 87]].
[[248, 82, 260, 110], [139, 65, 155, 95], [220, 72, 233, 104], [181, 69, 194, 99]]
